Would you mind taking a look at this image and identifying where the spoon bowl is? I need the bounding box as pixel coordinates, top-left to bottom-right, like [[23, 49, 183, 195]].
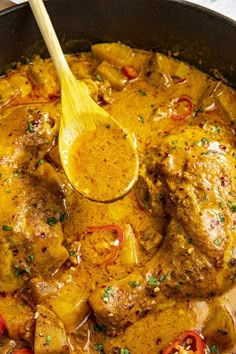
[[28, 0, 139, 203]]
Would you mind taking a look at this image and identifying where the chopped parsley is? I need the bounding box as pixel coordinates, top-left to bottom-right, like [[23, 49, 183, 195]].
[[209, 345, 220, 353], [217, 329, 228, 335], [13, 170, 20, 178], [27, 255, 34, 262], [159, 273, 168, 282], [25, 266, 30, 274], [201, 137, 209, 144], [129, 281, 140, 288], [121, 349, 130, 354], [147, 276, 159, 288], [101, 286, 115, 302], [14, 264, 21, 278], [214, 238, 223, 246], [38, 159, 45, 165], [46, 216, 58, 226], [59, 212, 66, 223], [94, 343, 104, 352], [138, 114, 145, 123], [46, 335, 51, 345], [69, 251, 76, 257], [26, 121, 35, 133], [215, 126, 222, 133], [96, 74, 102, 82], [194, 106, 204, 117], [46, 212, 65, 226], [2, 225, 13, 231], [138, 89, 146, 96], [219, 213, 225, 223]]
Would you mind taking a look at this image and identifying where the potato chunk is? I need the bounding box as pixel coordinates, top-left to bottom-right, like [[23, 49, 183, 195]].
[[34, 305, 69, 354]]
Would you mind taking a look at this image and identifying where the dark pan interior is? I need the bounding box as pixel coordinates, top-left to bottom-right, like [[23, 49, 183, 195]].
[[0, 0, 236, 86]]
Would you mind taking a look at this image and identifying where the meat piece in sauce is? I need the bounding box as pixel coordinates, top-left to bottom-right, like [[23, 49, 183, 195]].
[[89, 110, 236, 334]]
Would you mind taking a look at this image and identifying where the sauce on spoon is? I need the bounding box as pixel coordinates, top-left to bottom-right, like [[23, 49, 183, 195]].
[[67, 124, 138, 202]]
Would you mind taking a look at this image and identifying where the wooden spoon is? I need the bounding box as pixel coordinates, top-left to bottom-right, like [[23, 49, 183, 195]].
[[28, 0, 139, 203]]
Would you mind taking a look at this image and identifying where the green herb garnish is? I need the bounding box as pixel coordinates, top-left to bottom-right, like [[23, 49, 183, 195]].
[[138, 114, 145, 123], [94, 343, 104, 352], [27, 255, 34, 262], [101, 286, 115, 302], [129, 281, 140, 288], [46, 335, 51, 345], [121, 349, 130, 354], [219, 213, 225, 223], [2, 225, 13, 231], [46, 216, 58, 226], [138, 89, 146, 96], [214, 238, 223, 246], [147, 276, 158, 288], [26, 121, 35, 133]]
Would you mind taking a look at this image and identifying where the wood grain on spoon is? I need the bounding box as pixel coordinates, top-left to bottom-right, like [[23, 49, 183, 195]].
[[28, 0, 139, 202]]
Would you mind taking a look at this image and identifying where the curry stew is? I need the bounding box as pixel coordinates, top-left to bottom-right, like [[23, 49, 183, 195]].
[[0, 42, 236, 353]]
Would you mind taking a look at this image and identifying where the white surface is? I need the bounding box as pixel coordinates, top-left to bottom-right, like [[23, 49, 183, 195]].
[[10, 0, 28, 4], [189, 0, 236, 20]]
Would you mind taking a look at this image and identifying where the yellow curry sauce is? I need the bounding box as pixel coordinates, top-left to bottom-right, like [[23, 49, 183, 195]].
[[0, 42, 236, 353], [68, 126, 138, 202]]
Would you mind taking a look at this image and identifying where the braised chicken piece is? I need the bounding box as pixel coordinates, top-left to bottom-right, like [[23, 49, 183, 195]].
[[0, 102, 68, 293], [89, 110, 236, 334]]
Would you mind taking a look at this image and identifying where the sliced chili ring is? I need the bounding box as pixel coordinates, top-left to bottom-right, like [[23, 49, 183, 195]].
[[162, 339, 181, 354], [162, 330, 206, 354], [12, 349, 34, 354], [122, 65, 138, 80], [179, 330, 206, 353], [171, 96, 193, 121], [0, 314, 6, 336], [83, 225, 124, 265]]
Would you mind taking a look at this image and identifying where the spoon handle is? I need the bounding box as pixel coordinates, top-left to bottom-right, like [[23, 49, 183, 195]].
[[28, 0, 71, 81]]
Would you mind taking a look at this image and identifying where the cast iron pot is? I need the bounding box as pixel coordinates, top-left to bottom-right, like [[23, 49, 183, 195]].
[[0, 0, 236, 86]]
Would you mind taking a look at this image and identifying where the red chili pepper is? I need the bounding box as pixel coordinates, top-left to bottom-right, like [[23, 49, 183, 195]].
[[87, 224, 124, 265], [171, 96, 193, 121], [0, 314, 6, 336], [122, 65, 138, 79], [12, 349, 34, 354], [163, 330, 206, 354], [163, 339, 182, 354]]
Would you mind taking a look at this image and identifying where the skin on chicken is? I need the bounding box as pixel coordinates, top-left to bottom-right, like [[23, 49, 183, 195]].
[[88, 110, 236, 334]]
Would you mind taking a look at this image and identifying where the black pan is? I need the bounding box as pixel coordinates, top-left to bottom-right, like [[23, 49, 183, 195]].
[[0, 0, 236, 87]]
